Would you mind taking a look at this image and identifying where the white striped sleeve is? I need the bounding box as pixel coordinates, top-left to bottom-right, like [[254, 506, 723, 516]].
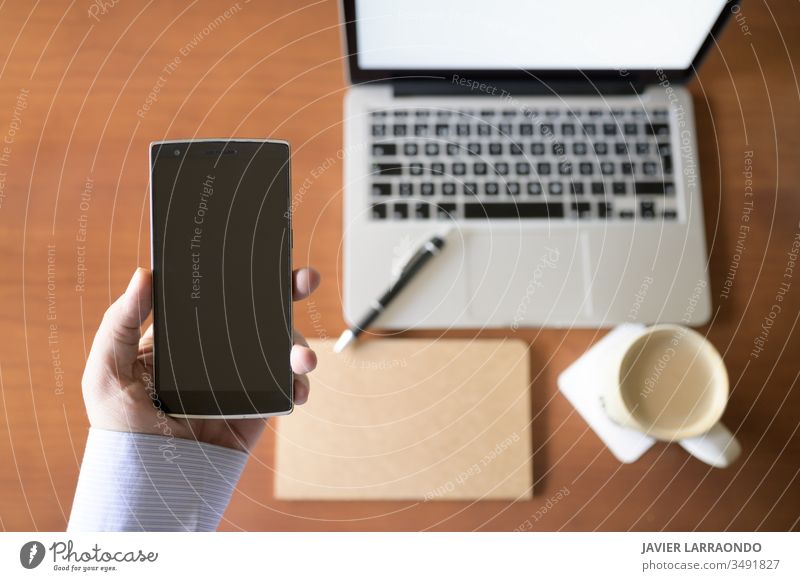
[[67, 428, 248, 532]]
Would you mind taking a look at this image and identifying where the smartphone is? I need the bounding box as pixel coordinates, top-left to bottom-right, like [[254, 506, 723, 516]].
[[149, 139, 293, 418]]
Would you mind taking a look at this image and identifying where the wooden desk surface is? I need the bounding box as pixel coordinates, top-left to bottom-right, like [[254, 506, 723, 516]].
[[0, 0, 797, 531]]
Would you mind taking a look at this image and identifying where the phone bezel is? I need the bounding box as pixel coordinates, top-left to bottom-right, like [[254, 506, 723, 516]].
[[149, 138, 294, 419]]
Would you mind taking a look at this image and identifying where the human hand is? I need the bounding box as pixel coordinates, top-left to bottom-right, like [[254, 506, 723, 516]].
[[81, 267, 320, 452]]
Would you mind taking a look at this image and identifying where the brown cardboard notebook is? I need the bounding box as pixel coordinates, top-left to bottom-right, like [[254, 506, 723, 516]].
[[274, 339, 532, 501]]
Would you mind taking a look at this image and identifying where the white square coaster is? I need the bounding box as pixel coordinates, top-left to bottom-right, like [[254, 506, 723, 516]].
[[558, 324, 656, 463]]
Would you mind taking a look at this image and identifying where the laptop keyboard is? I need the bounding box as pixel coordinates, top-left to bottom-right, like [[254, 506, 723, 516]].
[[367, 106, 678, 221]]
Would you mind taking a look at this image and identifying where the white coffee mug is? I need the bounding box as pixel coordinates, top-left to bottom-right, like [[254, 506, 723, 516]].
[[601, 324, 741, 468]]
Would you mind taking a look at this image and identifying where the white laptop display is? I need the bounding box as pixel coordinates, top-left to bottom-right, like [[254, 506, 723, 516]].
[[341, 0, 734, 329]]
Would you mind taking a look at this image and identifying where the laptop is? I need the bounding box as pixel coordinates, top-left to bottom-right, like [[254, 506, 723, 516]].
[[341, 0, 734, 329]]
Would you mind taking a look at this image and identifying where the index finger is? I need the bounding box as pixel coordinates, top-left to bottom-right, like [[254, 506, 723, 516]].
[[292, 267, 320, 301]]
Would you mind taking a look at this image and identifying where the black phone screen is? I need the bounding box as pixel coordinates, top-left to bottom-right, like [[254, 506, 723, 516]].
[[150, 140, 292, 416]]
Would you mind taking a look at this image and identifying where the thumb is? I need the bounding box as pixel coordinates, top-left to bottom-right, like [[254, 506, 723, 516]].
[[95, 268, 153, 372]]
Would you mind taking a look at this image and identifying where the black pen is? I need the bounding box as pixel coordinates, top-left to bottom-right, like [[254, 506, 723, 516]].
[[334, 231, 448, 353]]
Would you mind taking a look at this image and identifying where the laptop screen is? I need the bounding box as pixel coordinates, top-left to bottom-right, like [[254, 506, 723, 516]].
[[352, 0, 728, 72]]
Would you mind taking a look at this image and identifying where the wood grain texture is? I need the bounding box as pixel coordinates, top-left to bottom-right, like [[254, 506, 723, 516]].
[[0, 0, 797, 531], [275, 339, 532, 501]]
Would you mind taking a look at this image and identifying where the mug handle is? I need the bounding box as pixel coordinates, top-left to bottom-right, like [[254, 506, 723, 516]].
[[679, 422, 741, 468]]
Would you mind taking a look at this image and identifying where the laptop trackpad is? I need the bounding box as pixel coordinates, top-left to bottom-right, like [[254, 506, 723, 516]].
[[465, 231, 593, 326]]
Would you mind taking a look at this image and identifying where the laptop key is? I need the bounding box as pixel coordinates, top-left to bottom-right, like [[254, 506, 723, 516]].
[[516, 162, 531, 175], [420, 183, 435, 196], [620, 210, 635, 219], [393, 125, 407, 136], [663, 209, 678, 220], [506, 182, 521, 196], [571, 202, 592, 218], [570, 182, 584, 195], [489, 143, 503, 155], [372, 183, 392, 196], [537, 162, 552, 175], [642, 162, 657, 176], [463, 182, 478, 196], [612, 182, 627, 195], [442, 183, 456, 196], [452, 163, 466, 175], [636, 181, 676, 195], [375, 163, 403, 176], [495, 162, 510, 176], [425, 143, 440, 155], [437, 203, 456, 219], [464, 202, 564, 219], [392, 203, 408, 219], [474, 162, 488, 175], [372, 125, 386, 137], [510, 143, 525, 155], [431, 162, 445, 175], [640, 201, 656, 218], [598, 202, 612, 217], [646, 123, 670, 136], [485, 182, 499, 196], [399, 183, 414, 197], [467, 142, 482, 155], [447, 143, 460, 155], [527, 182, 543, 195], [373, 144, 396, 156], [548, 182, 563, 195], [404, 143, 418, 156], [372, 204, 387, 219], [591, 182, 606, 195], [409, 162, 424, 176], [531, 143, 545, 156], [415, 203, 430, 219], [579, 162, 593, 175]]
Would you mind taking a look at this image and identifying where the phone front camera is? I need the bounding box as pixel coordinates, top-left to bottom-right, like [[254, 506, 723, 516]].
[[173, 149, 181, 156]]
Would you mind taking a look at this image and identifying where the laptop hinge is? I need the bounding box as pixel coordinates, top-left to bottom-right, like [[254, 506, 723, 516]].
[[392, 77, 647, 98]]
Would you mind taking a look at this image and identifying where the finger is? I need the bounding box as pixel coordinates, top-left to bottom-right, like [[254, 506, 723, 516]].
[[94, 268, 153, 371], [291, 344, 317, 375], [292, 267, 320, 301], [293, 374, 310, 405]]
